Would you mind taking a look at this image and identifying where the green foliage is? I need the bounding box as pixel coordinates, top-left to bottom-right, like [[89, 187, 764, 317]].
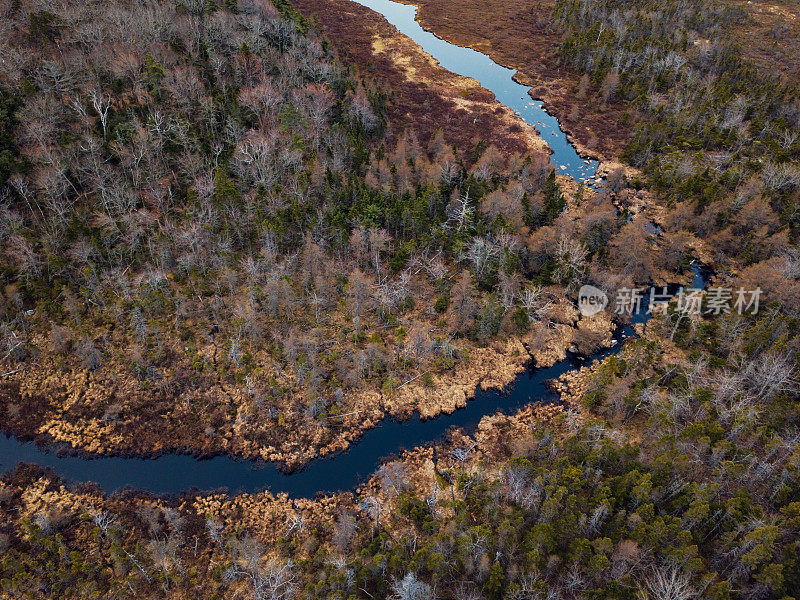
[[535, 170, 566, 227], [213, 167, 242, 206], [511, 307, 529, 331], [485, 561, 505, 599], [473, 296, 503, 342], [270, 0, 309, 31], [397, 493, 438, 534], [28, 10, 61, 43], [143, 52, 166, 95], [0, 88, 21, 186]]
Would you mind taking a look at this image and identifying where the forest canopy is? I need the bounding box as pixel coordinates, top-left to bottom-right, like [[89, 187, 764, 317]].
[[1, 0, 799, 598]]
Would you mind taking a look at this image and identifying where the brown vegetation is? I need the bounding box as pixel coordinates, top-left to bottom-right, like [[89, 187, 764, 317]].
[[0, 0, 673, 469], [293, 0, 549, 159], [392, 0, 633, 160]]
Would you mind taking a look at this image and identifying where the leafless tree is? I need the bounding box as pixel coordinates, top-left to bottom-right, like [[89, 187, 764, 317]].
[[743, 352, 800, 402], [225, 538, 296, 600], [206, 518, 225, 548], [239, 81, 282, 131], [502, 465, 540, 510], [391, 572, 434, 600], [520, 284, 552, 321], [637, 565, 695, 600], [91, 509, 119, 537], [553, 236, 589, 287], [600, 69, 620, 103], [285, 513, 306, 536], [348, 86, 378, 133], [440, 158, 460, 188], [149, 536, 182, 592], [347, 268, 373, 334], [464, 237, 499, 280], [450, 271, 478, 333], [359, 495, 382, 529], [498, 271, 521, 310], [332, 511, 358, 553], [779, 129, 798, 149], [762, 162, 800, 192], [378, 461, 409, 497], [451, 191, 474, 232], [88, 89, 112, 139], [368, 228, 392, 282]]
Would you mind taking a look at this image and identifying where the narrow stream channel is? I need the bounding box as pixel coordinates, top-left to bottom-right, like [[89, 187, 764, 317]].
[[0, 350, 594, 497], [349, 0, 599, 182], [0, 2, 694, 497], [0, 265, 708, 497], [0, 331, 627, 497]]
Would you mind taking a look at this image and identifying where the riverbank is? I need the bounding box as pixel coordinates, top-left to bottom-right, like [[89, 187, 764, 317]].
[[295, 0, 549, 161], [389, 0, 632, 163], [1, 385, 572, 532], [0, 392, 572, 596], [0, 303, 615, 473]]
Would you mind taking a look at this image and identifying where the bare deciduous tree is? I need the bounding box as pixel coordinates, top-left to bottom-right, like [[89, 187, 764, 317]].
[[391, 572, 434, 600], [637, 565, 695, 600], [225, 538, 296, 600]]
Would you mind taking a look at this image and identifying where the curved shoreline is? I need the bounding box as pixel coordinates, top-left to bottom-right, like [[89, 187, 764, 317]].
[[0, 264, 710, 499], [0, 337, 594, 477], [390, 0, 630, 168], [392, 0, 607, 163], [1, 258, 711, 497], [0, 314, 639, 496]]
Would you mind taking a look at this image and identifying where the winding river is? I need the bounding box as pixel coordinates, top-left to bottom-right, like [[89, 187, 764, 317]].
[[0, 347, 604, 497], [1, 0, 684, 497], [0, 267, 708, 497]]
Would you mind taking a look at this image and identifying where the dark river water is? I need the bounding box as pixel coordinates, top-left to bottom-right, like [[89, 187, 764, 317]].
[[0, 0, 704, 497], [0, 261, 708, 498], [0, 347, 600, 497]]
